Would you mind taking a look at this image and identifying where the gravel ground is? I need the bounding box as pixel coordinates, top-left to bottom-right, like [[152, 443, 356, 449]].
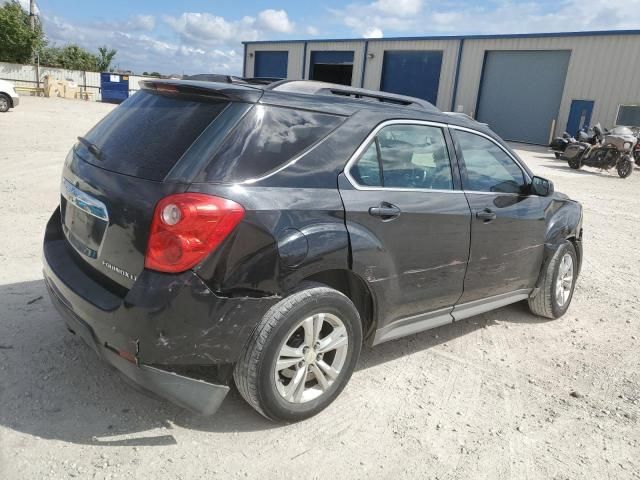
[[1, 96, 639, 480]]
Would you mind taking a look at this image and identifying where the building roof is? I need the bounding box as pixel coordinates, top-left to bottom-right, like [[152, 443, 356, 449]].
[[242, 29, 640, 45]]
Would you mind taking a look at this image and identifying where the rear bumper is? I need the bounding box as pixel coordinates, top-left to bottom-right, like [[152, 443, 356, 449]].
[[42, 208, 279, 414], [46, 278, 229, 415]]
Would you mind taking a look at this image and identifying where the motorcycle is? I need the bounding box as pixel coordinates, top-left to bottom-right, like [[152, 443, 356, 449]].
[[629, 126, 640, 166], [563, 123, 636, 178], [549, 127, 596, 159]]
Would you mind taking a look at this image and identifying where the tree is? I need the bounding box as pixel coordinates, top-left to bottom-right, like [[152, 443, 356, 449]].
[[40, 44, 99, 71], [0, 1, 45, 63], [96, 46, 117, 72]]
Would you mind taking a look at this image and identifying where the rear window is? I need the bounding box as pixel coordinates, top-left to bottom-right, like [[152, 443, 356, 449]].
[[201, 104, 343, 182], [77, 90, 228, 181]]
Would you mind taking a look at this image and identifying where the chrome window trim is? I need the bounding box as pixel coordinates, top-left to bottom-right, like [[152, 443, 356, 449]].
[[448, 124, 532, 184], [61, 178, 109, 221], [343, 119, 460, 193]]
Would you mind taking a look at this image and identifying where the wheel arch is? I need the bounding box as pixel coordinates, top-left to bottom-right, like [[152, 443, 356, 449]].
[[302, 268, 377, 344], [534, 200, 583, 290]]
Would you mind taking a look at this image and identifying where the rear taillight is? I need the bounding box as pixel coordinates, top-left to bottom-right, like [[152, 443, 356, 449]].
[[145, 193, 245, 273]]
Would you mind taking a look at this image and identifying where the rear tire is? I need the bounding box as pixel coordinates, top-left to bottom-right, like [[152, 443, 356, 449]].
[[0, 94, 10, 113], [528, 241, 578, 319], [234, 283, 362, 422], [617, 155, 633, 178], [568, 156, 582, 169]]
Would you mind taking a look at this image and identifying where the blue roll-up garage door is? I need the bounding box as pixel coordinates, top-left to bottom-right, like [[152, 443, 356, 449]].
[[476, 50, 571, 145], [380, 51, 443, 105], [254, 51, 288, 79]]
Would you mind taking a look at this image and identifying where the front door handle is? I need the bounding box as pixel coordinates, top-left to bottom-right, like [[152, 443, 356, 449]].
[[369, 202, 401, 220], [476, 208, 496, 222]]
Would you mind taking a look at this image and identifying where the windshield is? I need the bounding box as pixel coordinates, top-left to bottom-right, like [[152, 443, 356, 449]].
[[610, 126, 634, 135]]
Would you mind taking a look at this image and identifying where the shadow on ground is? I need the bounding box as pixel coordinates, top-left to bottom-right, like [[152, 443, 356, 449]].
[[0, 279, 550, 445]]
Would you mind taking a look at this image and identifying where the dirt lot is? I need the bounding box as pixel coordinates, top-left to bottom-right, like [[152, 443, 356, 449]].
[[1, 96, 639, 479]]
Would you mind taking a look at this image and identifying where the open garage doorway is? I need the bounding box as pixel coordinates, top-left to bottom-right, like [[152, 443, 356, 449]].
[[309, 51, 354, 85]]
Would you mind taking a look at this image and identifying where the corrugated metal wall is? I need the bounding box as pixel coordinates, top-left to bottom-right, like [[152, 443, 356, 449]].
[[455, 34, 640, 137], [363, 39, 460, 111], [0, 62, 151, 101], [246, 33, 640, 140], [245, 42, 305, 79], [0, 62, 103, 100]]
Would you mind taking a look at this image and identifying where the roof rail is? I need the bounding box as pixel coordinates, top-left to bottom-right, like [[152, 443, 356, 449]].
[[267, 80, 439, 112], [182, 73, 281, 86]]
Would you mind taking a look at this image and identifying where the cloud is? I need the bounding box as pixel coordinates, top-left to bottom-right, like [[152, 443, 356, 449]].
[[95, 14, 156, 32], [256, 9, 294, 33], [333, 0, 640, 37], [373, 0, 422, 17], [40, 7, 302, 76], [306, 25, 320, 36], [44, 14, 242, 75], [363, 27, 383, 38]]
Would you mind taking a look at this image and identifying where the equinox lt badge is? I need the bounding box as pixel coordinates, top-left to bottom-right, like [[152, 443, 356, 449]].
[[102, 260, 137, 281]]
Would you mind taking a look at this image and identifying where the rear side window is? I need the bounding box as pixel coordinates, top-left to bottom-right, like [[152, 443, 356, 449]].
[[202, 105, 343, 182], [77, 91, 228, 181]]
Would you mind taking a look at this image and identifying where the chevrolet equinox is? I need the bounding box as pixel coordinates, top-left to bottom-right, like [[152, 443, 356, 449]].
[[43, 79, 583, 421]]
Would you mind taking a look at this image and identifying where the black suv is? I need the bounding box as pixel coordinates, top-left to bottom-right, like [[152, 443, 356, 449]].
[[43, 79, 583, 421]]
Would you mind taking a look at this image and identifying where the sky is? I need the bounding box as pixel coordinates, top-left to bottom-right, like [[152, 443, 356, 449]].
[[14, 0, 640, 75]]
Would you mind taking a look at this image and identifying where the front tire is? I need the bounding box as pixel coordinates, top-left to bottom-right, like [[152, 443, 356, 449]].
[[617, 155, 633, 178], [0, 94, 10, 113], [528, 241, 578, 319], [234, 283, 362, 422]]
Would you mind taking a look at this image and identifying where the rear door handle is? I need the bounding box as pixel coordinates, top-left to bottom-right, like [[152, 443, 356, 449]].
[[369, 202, 401, 220], [476, 208, 496, 222]]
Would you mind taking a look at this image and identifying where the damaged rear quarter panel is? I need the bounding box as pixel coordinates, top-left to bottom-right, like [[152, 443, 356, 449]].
[[126, 270, 281, 366]]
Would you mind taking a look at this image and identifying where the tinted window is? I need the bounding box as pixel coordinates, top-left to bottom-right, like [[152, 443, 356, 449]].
[[350, 142, 381, 186], [455, 130, 526, 193], [203, 105, 342, 182], [350, 124, 453, 190], [78, 91, 228, 181]]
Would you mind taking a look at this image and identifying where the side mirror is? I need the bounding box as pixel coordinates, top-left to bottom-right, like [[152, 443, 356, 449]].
[[530, 176, 554, 197]]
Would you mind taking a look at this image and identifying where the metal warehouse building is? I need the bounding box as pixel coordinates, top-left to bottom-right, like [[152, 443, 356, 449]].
[[243, 30, 640, 145]]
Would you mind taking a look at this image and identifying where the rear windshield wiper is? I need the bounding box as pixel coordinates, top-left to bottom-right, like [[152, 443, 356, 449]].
[[77, 136, 103, 160]]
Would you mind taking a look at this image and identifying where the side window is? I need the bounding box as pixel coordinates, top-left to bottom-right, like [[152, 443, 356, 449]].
[[350, 124, 453, 190], [350, 142, 381, 186], [203, 105, 342, 182], [455, 130, 526, 193]]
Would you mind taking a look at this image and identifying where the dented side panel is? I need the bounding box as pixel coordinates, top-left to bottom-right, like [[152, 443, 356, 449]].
[[459, 192, 546, 303], [337, 174, 472, 330]]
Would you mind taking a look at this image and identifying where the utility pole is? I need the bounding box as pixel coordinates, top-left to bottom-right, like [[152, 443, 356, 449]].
[[30, 0, 35, 30], [30, 0, 40, 89]]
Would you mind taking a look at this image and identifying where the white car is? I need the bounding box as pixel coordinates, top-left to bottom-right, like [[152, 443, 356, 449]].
[[0, 79, 20, 112]]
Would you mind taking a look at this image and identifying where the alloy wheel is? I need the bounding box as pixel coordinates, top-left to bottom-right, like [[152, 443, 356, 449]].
[[555, 253, 574, 307], [274, 312, 349, 404]]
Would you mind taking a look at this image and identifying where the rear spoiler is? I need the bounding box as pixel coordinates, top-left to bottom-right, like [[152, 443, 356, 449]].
[[138, 79, 263, 103]]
